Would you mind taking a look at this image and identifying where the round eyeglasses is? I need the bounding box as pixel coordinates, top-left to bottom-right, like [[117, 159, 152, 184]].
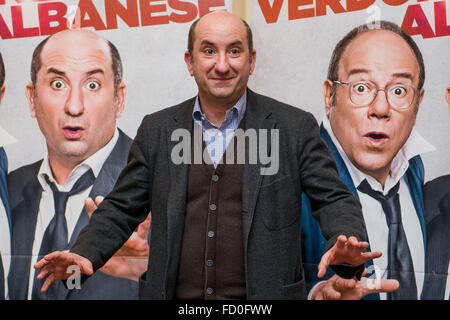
[[333, 80, 420, 110]]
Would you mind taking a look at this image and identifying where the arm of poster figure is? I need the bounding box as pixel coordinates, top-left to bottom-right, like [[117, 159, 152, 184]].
[[317, 235, 382, 278], [311, 271, 399, 300], [84, 196, 150, 282]]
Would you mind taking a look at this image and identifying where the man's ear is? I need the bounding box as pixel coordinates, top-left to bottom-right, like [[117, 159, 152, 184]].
[[324, 79, 334, 117], [114, 82, 126, 119], [418, 87, 424, 106], [0, 86, 5, 104], [25, 82, 37, 118], [184, 50, 194, 76], [249, 49, 256, 75]]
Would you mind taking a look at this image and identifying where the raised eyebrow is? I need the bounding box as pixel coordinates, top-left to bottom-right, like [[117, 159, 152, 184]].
[[200, 40, 215, 47], [391, 72, 414, 82], [347, 68, 370, 77], [86, 69, 104, 77], [47, 67, 66, 77], [228, 41, 244, 48]]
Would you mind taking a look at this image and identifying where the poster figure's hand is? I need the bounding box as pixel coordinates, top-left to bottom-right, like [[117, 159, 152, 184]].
[[84, 196, 103, 217], [84, 196, 151, 281], [34, 251, 93, 292], [311, 273, 399, 300], [101, 211, 151, 281], [318, 235, 382, 278]]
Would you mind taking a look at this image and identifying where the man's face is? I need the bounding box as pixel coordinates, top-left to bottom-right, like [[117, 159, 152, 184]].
[[185, 11, 256, 107], [325, 30, 423, 184], [26, 30, 125, 166]]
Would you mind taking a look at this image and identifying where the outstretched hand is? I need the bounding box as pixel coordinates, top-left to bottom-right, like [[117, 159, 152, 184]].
[[34, 251, 93, 293], [311, 272, 399, 300], [318, 235, 382, 278]]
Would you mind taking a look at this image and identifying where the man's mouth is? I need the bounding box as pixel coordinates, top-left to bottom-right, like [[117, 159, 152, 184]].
[[63, 126, 84, 139], [364, 132, 389, 147]]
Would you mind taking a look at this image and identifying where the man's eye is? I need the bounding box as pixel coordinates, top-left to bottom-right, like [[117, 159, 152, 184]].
[[50, 80, 65, 90], [204, 48, 214, 55], [86, 81, 100, 91], [391, 86, 407, 97], [353, 83, 371, 94], [229, 48, 240, 55]]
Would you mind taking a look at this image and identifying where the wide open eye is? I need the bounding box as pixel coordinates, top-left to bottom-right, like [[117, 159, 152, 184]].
[[86, 80, 100, 91], [50, 79, 65, 90], [390, 85, 407, 97], [352, 82, 372, 95]]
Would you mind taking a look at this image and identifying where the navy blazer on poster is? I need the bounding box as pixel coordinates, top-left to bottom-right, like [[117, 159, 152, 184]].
[[421, 175, 450, 300], [301, 125, 427, 300], [7, 130, 139, 300], [0, 147, 11, 300]]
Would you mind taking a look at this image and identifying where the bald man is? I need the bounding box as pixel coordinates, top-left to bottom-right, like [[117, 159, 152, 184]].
[[7, 30, 141, 300], [34, 11, 379, 300]]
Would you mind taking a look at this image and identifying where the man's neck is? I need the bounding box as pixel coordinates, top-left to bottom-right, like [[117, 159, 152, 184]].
[[47, 155, 84, 186], [361, 166, 391, 190], [198, 95, 242, 127]]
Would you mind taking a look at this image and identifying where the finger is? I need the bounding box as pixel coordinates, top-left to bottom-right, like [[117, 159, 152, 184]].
[[362, 278, 399, 295], [334, 277, 356, 291], [317, 253, 331, 278], [322, 286, 341, 300], [357, 241, 369, 250], [43, 250, 68, 261], [36, 266, 53, 280], [41, 273, 55, 293], [95, 196, 104, 206], [336, 235, 347, 249], [361, 251, 383, 260], [34, 257, 50, 270], [84, 197, 97, 218], [380, 279, 399, 292], [347, 236, 360, 248], [362, 268, 368, 277], [146, 211, 152, 223], [79, 258, 94, 275]]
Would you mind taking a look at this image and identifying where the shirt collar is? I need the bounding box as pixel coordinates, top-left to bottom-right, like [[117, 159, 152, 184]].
[[0, 125, 18, 147], [37, 128, 120, 192], [192, 91, 247, 129], [322, 114, 435, 193]]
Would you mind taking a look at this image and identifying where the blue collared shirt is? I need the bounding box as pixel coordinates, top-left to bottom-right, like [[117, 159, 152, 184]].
[[192, 92, 247, 168]]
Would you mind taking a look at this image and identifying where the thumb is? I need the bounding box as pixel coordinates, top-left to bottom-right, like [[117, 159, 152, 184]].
[[95, 196, 104, 206], [84, 197, 97, 218], [78, 257, 94, 276], [317, 251, 331, 278]]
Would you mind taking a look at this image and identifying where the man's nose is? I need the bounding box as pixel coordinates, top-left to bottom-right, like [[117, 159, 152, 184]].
[[367, 89, 391, 119], [64, 86, 84, 116], [214, 52, 230, 74]]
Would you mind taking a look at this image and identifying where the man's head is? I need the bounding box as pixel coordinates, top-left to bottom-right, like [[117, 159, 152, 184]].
[[323, 21, 425, 186], [26, 29, 126, 169], [0, 52, 5, 103], [184, 11, 256, 108]]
